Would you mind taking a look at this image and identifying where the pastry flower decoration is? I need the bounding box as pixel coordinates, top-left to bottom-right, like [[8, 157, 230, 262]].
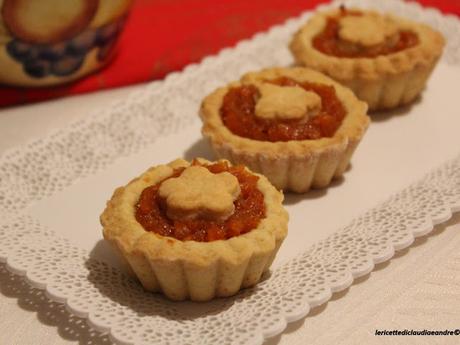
[[158, 166, 241, 221], [338, 13, 398, 47], [255, 83, 322, 121]]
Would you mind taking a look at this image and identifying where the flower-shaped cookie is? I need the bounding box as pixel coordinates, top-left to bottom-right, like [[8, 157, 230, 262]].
[[255, 83, 322, 121], [338, 12, 398, 47], [158, 166, 241, 221]]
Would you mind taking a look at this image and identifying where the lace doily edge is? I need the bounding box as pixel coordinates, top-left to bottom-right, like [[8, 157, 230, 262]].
[[0, 0, 459, 344]]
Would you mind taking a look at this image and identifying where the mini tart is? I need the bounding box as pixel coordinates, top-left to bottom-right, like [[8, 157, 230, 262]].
[[100, 158, 288, 301], [290, 8, 445, 111], [200, 67, 370, 193]]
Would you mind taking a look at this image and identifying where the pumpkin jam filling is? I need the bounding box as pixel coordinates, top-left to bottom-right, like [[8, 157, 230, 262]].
[[221, 77, 346, 141], [135, 160, 266, 242], [313, 8, 419, 58]]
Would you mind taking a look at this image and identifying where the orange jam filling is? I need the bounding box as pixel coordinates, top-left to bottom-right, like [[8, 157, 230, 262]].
[[221, 77, 346, 141], [135, 161, 265, 242], [313, 8, 419, 58]]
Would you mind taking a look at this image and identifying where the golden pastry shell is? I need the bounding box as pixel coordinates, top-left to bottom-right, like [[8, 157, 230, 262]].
[[100, 158, 288, 301], [200, 67, 370, 193], [289, 8, 445, 110]]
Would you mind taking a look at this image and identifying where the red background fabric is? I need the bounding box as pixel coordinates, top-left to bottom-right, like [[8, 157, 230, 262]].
[[0, 0, 458, 107]]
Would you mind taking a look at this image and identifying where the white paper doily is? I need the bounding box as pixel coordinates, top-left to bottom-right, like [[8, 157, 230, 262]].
[[1, 1, 460, 344]]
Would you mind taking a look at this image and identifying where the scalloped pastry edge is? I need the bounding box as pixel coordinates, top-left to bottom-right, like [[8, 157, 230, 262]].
[[289, 8, 445, 110], [100, 158, 288, 301], [200, 67, 370, 192]]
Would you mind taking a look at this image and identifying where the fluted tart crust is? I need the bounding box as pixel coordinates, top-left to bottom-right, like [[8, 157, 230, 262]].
[[290, 8, 445, 111], [200, 67, 370, 193], [100, 158, 288, 301]]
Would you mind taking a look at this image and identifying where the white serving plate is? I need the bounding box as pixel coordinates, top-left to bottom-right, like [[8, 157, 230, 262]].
[[1, 0, 459, 344]]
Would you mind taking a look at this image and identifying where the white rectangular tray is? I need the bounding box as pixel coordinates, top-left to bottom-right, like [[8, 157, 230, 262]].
[[1, 0, 460, 344]]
